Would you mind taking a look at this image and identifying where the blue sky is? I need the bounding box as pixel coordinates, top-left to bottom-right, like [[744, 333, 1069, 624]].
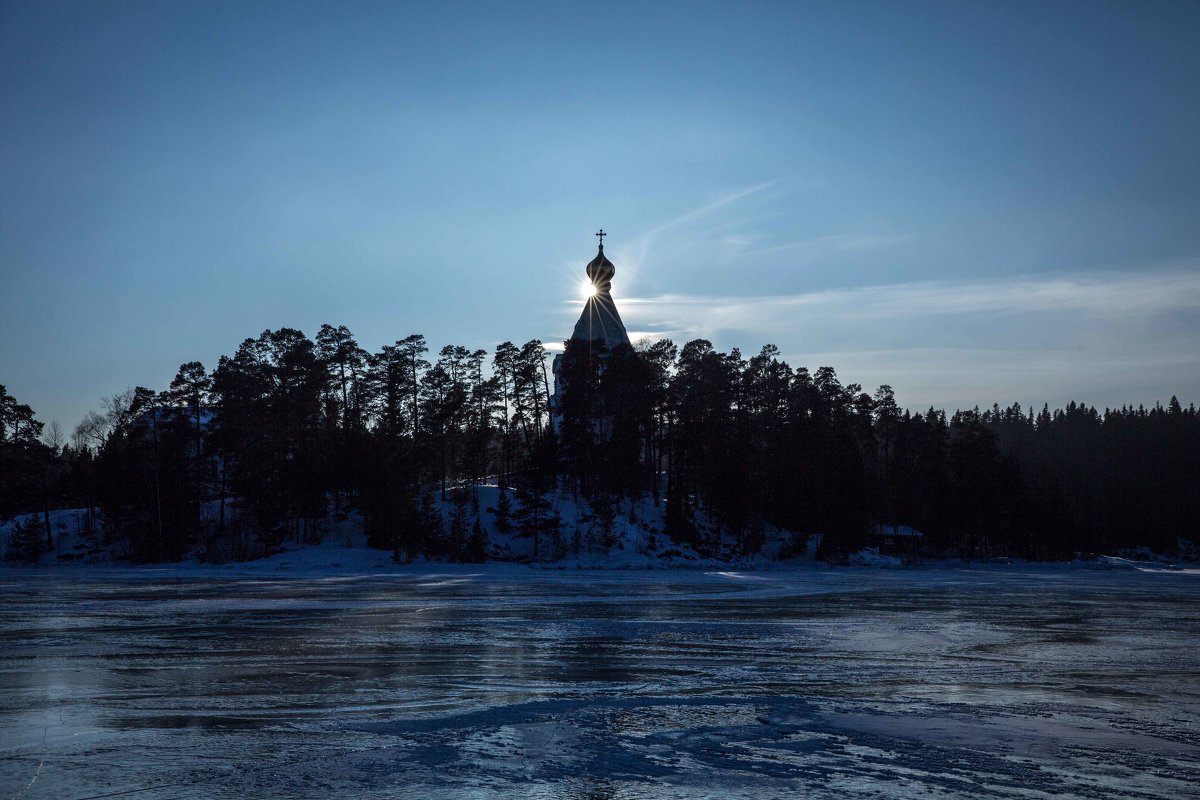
[[2, 0, 1198, 429]]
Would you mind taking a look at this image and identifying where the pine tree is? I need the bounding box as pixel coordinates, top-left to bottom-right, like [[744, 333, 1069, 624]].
[[494, 485, 512, 533], [418, 486, 445, 557], [511, 484, 558, 560], [448, 486, 470, 560], [5, 517, 44, 563], [588, 494, 618, 555], [465, 515, 488, 562]]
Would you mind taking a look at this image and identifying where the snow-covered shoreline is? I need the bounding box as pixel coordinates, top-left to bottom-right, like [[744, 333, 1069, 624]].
[[5, 488, 1197, 577], [3, 538, 1196, 579]]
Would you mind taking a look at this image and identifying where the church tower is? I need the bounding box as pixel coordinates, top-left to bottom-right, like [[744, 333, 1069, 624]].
[[570, 229, 631, 350], [551, 230, 632, 421]]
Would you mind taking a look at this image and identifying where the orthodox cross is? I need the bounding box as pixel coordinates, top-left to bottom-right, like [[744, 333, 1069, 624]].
[[595, 228, 607, 246]]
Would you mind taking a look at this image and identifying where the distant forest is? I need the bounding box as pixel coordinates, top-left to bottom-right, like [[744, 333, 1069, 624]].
[[2, 324, 1197, 563]]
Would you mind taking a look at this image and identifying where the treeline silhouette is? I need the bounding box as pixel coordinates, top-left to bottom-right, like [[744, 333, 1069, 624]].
[[2, 324, 1197, 562]]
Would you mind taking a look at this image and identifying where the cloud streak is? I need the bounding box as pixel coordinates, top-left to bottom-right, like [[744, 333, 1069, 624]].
[[744, 233, 913, 257], [618, 268, 1200, 328], [797, 345, 1200, 411], [607, 266, 1200, 408], [637, 182, 778, 242], [611, 181, 778, 283]]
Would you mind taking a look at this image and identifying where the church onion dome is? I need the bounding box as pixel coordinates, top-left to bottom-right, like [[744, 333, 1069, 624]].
[[586, 246, 615, 291]]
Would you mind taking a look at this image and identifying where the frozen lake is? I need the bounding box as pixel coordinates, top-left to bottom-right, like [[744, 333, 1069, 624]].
[[1, 565, 1197, 799]]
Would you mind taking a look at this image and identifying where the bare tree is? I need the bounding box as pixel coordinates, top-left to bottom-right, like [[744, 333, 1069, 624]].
[[102, 388, 136, 439], [43, 419, 64, 453], [73, 411, 109, 453]]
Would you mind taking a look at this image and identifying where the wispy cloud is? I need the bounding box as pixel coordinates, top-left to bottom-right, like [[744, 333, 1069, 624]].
[[609, 267, 1200, 407], [611, 182, 777, 281], [746, 232, 913, 257], [797, 345, 1200, 411], [619, 268, 1200, 329], [639, 182, 777, 241], [606, 181, 912, 288]]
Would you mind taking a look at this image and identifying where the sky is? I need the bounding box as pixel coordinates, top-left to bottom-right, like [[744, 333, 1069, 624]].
[[2, 0, 1199, 430]]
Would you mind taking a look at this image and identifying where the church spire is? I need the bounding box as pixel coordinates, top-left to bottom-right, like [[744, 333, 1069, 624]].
[[573, 231, 629, 348], [550, 232, 633, 424]]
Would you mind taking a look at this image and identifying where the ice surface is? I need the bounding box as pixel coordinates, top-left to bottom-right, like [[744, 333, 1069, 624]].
[[0, 565, 1197, 798]]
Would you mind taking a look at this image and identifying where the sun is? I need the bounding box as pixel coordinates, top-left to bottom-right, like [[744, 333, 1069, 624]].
[[582, 281, 598, 299]]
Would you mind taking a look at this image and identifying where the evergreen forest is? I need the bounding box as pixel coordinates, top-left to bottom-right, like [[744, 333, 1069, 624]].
[[2, 325, 1197, 563]]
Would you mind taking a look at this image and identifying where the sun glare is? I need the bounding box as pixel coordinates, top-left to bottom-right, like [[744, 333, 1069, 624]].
[[582, 281, 598, 299]]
